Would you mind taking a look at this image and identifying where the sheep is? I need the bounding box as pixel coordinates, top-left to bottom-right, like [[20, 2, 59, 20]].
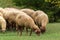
[[0, 12, 6, 32], [15, 12, 41, 36], [20, 9, 48, 33], [0, 8, 18, 31], [33, 10, 49, 33]]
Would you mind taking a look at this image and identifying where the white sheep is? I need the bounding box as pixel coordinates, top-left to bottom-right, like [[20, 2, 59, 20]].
[[33, 10, 49, 33], [15, 12, 41, 36], [0, 8, 19, 31]]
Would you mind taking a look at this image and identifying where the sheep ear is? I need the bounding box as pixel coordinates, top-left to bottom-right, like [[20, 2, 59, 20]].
[[34, 12, 39, 17]]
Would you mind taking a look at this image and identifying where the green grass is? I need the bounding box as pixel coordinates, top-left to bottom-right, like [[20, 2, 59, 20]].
[[0, 23, 60, 40]]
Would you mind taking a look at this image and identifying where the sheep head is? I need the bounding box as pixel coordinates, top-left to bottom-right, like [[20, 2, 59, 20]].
[[35, 29, 41, 36], [40, 27, 46, 33]]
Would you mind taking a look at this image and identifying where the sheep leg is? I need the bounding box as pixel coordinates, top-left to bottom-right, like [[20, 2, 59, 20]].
[[8, 21, 12, 31], [26, 27, 29, 35], [20, 27, 23, 36], [6, 20, 10, 31], [9, 23, 13, 31], [16, 24, 18, 31], [12, 22, 16, 31], [18, 26, 23, 36], [30, 29, 32, 36]]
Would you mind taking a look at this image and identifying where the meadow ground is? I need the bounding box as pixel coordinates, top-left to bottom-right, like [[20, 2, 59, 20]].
[[0, 23, 60, 40]]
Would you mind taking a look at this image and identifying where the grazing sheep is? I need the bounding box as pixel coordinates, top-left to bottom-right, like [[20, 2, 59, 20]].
[[15, 13, 41, 36], [34, 10, 49, 33], [0, 12, 6, 32], [20, 9, 48, 33], [0, 8, 18, 31]]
